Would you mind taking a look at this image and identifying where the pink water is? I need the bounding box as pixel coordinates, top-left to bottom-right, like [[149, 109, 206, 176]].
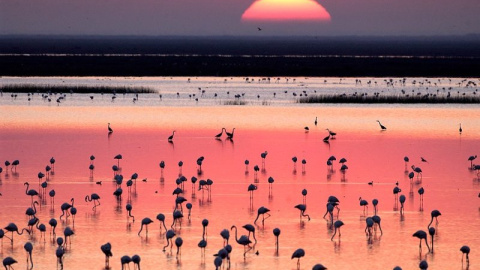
[[0, 105, 479, 269]]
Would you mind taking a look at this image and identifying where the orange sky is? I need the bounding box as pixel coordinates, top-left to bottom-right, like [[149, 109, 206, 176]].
[[242, 0, 331, 21]]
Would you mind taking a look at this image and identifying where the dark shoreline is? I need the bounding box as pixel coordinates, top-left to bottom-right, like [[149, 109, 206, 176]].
[[1, 36, 479, 77]]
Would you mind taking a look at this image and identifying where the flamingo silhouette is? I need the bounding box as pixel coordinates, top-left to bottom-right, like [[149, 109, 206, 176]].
[[24, 242, 33, 269], [468, 155, 477, 169], [460, 245, 470, 264], [226, 128, 235, 140], [175, 237, 183, 257], [413, 230, 430, 252], [254, 206, 270, 225], [273, 228, 281, 251], [242, 224, 257, 243], [85, 193, 101, 211], [428, 210, 441, 228], [126, 204, 135, 222], [60, 198, 74, 220], [295, 204, 311, 221], [163, 229, 176, 251], [101, 242, 113, 268], [108, 123, 113, 133], [291, 248, 305, 269], [312, 264, 327, 270], [24, 182, 38, 206], [168, 130, 176, 142], [138, 218, 153, 236], [4, 223, 29, 244], [377, 120, 387, 130], [331, 220, 344, 241], [220, 229, 230, 246], [231, 225, 252, 257], [132, 254, 141, 270], [120, 255, 131, 270], [428, 227, 435, 253], [215, 128, 225, 139], [2, 257, 17, 270]]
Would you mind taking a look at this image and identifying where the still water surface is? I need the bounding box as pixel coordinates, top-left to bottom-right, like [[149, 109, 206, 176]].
[[0, 77, 479, 270]]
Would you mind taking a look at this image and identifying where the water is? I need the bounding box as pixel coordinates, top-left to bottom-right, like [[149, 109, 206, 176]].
[[0, 77, 479, 270]]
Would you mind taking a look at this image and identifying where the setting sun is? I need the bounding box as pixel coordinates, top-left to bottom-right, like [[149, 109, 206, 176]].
[[242, 0, 331, 21]]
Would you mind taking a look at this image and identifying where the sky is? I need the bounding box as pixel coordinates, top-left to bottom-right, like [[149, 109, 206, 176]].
[[0, 0, 479, 36]]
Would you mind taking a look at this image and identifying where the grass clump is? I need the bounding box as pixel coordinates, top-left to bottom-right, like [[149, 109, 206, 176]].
[[0, 84, 156, 94], [297, 93, 480, 104]]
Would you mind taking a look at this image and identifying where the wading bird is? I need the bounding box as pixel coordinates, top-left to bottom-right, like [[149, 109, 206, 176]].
[[230, 225, 252, 257], [254, 206, 270, 225], [101, 242, 113, 268], [291, 248, 305, 269], [331, 220, 344, 241], [377, 120, 387, 130], [85, 193, 101, 211], [138, 218, 153, 236], [413, 230, 430, 252]]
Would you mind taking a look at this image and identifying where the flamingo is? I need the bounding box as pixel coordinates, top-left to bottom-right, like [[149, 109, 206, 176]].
[[171, 210, 183, 229], [254, 206, 271, 225], [261, 151, 268, 165], [186, 203, 192, 220], [413, 230, 430, 252], [428, 210, 441, 228], [11, 160, 19, 172], [273, 228, 281, 251], [399, 195, 406, 213], [85, 193, 101, 211], [230, 225, 252, 257], [226, 128, 235, 140], [301, 189, 307, 205], [460, 245, 470, 264], [114, 154, 122, 167], [242, 224, 257, 243], [244, 160, 249, 172], [365, 217, 374, 237], [24, 182, 38, 205], [156, 213, 167, 232], [323, 134, 331, 142], [215, 128, 225, 138], [314, 116, 317, 126], [49, 218, 58, 236], [220, 229, 230, 246], [419, 260, 428, 270], [132, 254, 141, 270], [372, 215, 383, 235], [411, 165, 423, 179], [163, 230, 176, 251], [331, 220, 344, 241], [428, 227, 435, 253], [25, 201, 39, 219], [56, 245, 65, 269], [468, 155, 477, 169], [59, 198, 74, 220], [138, 218, 153, 236], [214, 255, 223, 270], [459, 123, 462, 134], [377, 120, 387, 130], [2, 257, 17, 270], [108, 123, 113, 133], [168, 130, 176, 142], [120, 255, 131, 270], [4, 223, 29, 244], [312, 264, 327, 270], [101, 243, 113, 268], [326, 128, 336, 138], [248, 184, 257, 200], [291, 248, 305, 269], [126, 204, 135, 222], [372, 199, 379, 215], [359, 197, 369, 213], [36, 222, 46, 241], [175, 237, 183, 257], [24, 242, 33, 269], [63, 227, 74, 247], [295, 204, 311, 221]]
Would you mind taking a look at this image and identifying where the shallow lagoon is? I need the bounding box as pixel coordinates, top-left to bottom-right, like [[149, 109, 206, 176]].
[[0, 77, 479, 269]]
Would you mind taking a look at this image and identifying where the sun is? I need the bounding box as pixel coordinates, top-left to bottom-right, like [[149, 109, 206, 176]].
[[241, 0, 331, 22]]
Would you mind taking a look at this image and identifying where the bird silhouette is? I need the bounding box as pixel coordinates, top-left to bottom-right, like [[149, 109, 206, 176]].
[[312, 264, 327, 270], [120, 255, 131, 270], [138, 217, 153, 236], [413, 230, 430, 252], [108, 123, 113, 133], [156, 213, 168, 232], [331, 220, 344, 241], [85, 193, 101, 211], [168, 130, 176, 142], [2, 257, 17, 270], [215, 128, 225, 139], [460, 245, 470, 264], [163, 229, 176, 251], [226, 128, 235, 139], [254, 206, 270, 225], [100, 242, 113, 268], [377, 120, 387, 130], [291, 248, 305, 269], [273, 228, 281, 251], [294, 204, 311, 221], [231, 225, 252, 257], [419, 260, 428, 270], [4, 223, 29, 244], [126, 204, 135, 222], [24, 242, 34, 269], [468, 155, 477, 169], [428, 210, 441, 228], [132, 254, 141, 270], [220, 229, 230, 246], [459, 123, 462, 134], [175, 237, 183, 257], [242, 224, 257, 243]]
